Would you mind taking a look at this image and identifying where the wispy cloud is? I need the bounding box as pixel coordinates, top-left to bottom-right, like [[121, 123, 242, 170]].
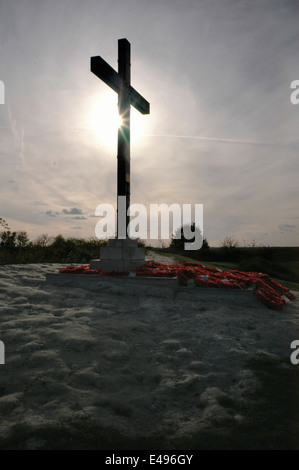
[[144, 134, 295, 147], [279, 224, 296, 232], [6, 102, 25, 167], [31, 201, 49, 206]]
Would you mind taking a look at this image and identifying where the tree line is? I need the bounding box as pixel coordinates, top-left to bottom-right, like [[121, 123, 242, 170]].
[[1, 218, 298, 283], [0, 218, 106, 265]]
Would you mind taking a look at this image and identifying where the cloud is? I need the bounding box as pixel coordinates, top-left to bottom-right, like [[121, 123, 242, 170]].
[[31, 201, 48, 206], [45, 210, 58, 218], [45, 208, 85, 218], [279, 224, 296, 232], [62, 208, 83, 215]]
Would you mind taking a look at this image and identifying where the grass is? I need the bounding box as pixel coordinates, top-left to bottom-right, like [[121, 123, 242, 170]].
[[156, 250, 237, 270], [271, 279, 299, 292]]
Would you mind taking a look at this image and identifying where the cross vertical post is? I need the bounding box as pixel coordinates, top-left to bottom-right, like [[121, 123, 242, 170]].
[[91, 38, 149, 239], [117, 39, 131, 237]]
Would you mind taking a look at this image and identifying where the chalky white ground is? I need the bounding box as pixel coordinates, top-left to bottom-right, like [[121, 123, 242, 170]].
[[0, 251, 298, 445]]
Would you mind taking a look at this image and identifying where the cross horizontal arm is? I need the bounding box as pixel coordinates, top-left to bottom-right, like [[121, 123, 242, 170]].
[[91, 56, 122, 94], [90, 56, 149, 115], [128, 87, 150, 115]]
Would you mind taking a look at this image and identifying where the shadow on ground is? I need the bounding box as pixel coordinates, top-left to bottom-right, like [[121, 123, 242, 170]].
[[1, 353, 298, 450]]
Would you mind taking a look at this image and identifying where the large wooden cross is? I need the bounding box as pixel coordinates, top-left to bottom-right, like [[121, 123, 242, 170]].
[[91, 38, 150, 237]]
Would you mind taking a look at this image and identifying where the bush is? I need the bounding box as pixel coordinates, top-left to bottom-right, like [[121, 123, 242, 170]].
[[0, 226, 107, 265]]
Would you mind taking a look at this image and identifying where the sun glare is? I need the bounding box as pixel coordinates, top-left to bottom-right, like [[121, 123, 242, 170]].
[[117, 115, 123, 128], [130, 107, 145, 144], [88, 93, 146, 149], [88, 93, 120, 148]]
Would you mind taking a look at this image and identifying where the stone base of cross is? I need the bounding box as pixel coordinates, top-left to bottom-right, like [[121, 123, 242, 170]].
[[90, 238, 147, 271]]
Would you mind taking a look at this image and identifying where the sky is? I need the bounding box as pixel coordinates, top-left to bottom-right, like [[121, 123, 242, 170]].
[[0, 0, 299, 247]]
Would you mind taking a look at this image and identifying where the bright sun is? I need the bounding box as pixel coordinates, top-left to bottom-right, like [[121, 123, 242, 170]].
[[88, 92, 145, 149]]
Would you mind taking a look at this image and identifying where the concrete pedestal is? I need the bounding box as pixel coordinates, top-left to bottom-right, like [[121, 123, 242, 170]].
[[90, 238, 147, 271]]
